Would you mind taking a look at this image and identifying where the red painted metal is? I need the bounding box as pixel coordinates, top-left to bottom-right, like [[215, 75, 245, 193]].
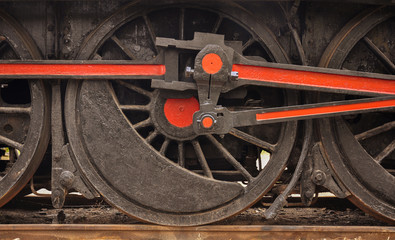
[[164, 97, 200, 128], [233, 64, 395, 95], [0, 63, 166, 76], [201, 116, 214, 129], [256, 99, 395, 121], [202, 53, 223, 74]]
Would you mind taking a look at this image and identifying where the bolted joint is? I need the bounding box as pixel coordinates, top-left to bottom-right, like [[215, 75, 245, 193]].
[[311, 170, 327, 185], [59, 171, 75, 189], [230, 71, 239, 81], [197, 114, 217, 129], [185, 66, 194, 78]]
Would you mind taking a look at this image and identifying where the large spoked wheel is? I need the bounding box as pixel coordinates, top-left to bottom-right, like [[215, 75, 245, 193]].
[[0, 10, 50, 206], [318, 6, 395, 223], [65, 2, 297, 226]]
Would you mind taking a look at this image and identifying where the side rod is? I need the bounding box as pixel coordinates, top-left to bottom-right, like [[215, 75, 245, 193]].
[[233, 96, 395, 127], [0, 60, 166, 80], [0, 59, 394, 96]]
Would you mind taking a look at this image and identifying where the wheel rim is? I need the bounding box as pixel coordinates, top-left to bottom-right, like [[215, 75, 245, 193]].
[[65, 2, 297, 226], [318, 6, 395, 223], [0, 10, 50, 206]]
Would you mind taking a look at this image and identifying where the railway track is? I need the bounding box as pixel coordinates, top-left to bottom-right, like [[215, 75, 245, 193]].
[[0, 196, 393, 239], [0, 224, 394, 240]]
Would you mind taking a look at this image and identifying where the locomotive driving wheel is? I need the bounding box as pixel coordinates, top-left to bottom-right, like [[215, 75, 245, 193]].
[[0, 10, 50, 206], [318, 6, 395, 223], [65, 2, 297, 225]]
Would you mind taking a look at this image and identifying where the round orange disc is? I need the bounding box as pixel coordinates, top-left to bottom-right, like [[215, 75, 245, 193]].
[[202, 116, 214, 129], [164, 97, 200, 128], [202, 53, 223, 74]]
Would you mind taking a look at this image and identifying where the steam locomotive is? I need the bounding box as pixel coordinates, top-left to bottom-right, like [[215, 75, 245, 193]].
[[0, 0, 394, 226]]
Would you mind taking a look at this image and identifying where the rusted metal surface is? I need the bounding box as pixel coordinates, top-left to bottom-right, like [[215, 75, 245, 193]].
[[63, 2, 299, 226], [0, 0, 394, 227], [0, 224, 394, 240], [0, 9, 50, 209], [318, 5, 395, 224]]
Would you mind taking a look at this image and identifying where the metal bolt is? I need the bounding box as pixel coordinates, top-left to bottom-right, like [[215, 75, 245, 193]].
[[133, 45, 141, 52], [230, 71, 239, 81], [305, 189, 314, 199], [59, 171, 74, 189], [315, 173, 323, 181], [197, 114, 216, 129], [185, 66, 194, 78], [312, 170, 326, 185]]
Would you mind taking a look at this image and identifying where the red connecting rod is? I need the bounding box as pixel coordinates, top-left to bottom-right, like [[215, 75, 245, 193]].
[[232, 64, 395, 96], [0, 60, 394, 124], [0, 62, 166, 79]]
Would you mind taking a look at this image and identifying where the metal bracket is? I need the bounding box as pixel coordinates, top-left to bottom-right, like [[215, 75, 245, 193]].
[[51, 81, 99, 209], [300, 142, 349, 206], [156, 32, 240, 62], [51, 144, 100, 208]]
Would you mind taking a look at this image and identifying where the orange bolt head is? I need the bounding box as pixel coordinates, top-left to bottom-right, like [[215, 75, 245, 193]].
[[202, 116, 214, 129], [202, 53, 223, 74]]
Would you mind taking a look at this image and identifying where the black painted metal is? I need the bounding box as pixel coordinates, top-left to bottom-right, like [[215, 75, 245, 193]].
[[0, 0, 393, 227], [64, 2, 298, 226], [0, 9, 50, 207], [318, 6, 395, 224]]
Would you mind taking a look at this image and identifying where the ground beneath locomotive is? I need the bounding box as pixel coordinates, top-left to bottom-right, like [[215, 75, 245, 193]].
[[0, 196, 390, 226]]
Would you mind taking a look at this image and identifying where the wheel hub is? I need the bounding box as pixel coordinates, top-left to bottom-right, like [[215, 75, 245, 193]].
[[163, 97, 200, 128], [151, 92, 199, 141]]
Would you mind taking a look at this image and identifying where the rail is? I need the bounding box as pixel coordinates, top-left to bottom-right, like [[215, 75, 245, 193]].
[[0, 224, 394, 240]]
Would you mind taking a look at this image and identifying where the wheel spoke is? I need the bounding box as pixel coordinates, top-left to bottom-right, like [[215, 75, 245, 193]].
[[229, 128, 275, 152], [133, 118, 152, 130], [192, 140, 213, 178], [11, 147, 19, 159], [179, 8, 185, 40], [375, 139, 395, 163], [120, 104, 149, 112], [146, 130, 159, 144], [178, 141, 185, 167], [0, 106, 31, 114], [212, 15, 223, 33], [242, 37, 255, 51], [355, 121, 395, 141], [111, 35, 137, 60], [0, 135, 23, 151], [363, 37, 395, 74], [143, 15, 158, 54], [116, 81, 153, 98], [160, 138, 170, 155], [206, 134, 253, 181]]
